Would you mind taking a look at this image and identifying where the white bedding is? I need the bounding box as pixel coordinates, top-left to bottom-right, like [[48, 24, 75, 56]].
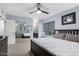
[[23, 33, 30, 36], [31, 36, 79, 56]]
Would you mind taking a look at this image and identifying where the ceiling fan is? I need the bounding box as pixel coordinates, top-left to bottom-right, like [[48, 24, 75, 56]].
[[29, 3, 49, 14]]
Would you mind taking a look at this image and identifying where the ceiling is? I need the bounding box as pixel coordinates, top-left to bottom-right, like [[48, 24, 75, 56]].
[[0, 3, 79, 20]]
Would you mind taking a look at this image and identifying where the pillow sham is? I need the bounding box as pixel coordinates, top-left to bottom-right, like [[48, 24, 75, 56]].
[[64, 34, 79, 42]]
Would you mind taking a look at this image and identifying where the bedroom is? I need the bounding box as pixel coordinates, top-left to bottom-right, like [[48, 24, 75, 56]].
[[0, 3, 79, 56]]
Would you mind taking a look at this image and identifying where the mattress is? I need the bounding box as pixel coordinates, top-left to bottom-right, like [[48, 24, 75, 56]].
[[31, 36, 79, 56]]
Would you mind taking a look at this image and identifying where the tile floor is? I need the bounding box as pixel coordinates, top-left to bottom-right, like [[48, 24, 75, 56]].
[[8, 38, 34, 56]]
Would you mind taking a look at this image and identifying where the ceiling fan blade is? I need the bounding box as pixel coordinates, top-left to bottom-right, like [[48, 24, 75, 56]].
[[28, 3, 49, 14], [41, 10, 49, 14], [29, 10, 37, 14]]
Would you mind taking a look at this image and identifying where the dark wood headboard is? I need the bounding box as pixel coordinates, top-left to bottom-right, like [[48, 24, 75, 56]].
[[55, 29, 79, 35]]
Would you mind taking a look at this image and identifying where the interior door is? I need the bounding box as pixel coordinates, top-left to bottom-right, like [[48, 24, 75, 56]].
[[4, 20, 16, 45]]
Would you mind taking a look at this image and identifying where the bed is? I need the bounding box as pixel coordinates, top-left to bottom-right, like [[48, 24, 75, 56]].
[[31, 29, 79, 56], [22, 33, 30, 38]]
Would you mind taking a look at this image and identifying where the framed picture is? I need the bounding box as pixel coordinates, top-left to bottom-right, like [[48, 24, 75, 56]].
[[62, 12, 76, 25]]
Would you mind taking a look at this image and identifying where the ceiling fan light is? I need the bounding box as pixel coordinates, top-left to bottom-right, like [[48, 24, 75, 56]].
[[37, 10, 41, 14]]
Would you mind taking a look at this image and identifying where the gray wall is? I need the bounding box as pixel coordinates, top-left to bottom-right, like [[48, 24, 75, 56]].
[[42, 5, 79, 30]]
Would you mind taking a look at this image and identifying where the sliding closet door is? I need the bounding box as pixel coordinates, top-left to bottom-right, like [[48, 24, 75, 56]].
[[49, 21, 55, 35], [43, 21, 55, 35], [43, 23, 49, 35]]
